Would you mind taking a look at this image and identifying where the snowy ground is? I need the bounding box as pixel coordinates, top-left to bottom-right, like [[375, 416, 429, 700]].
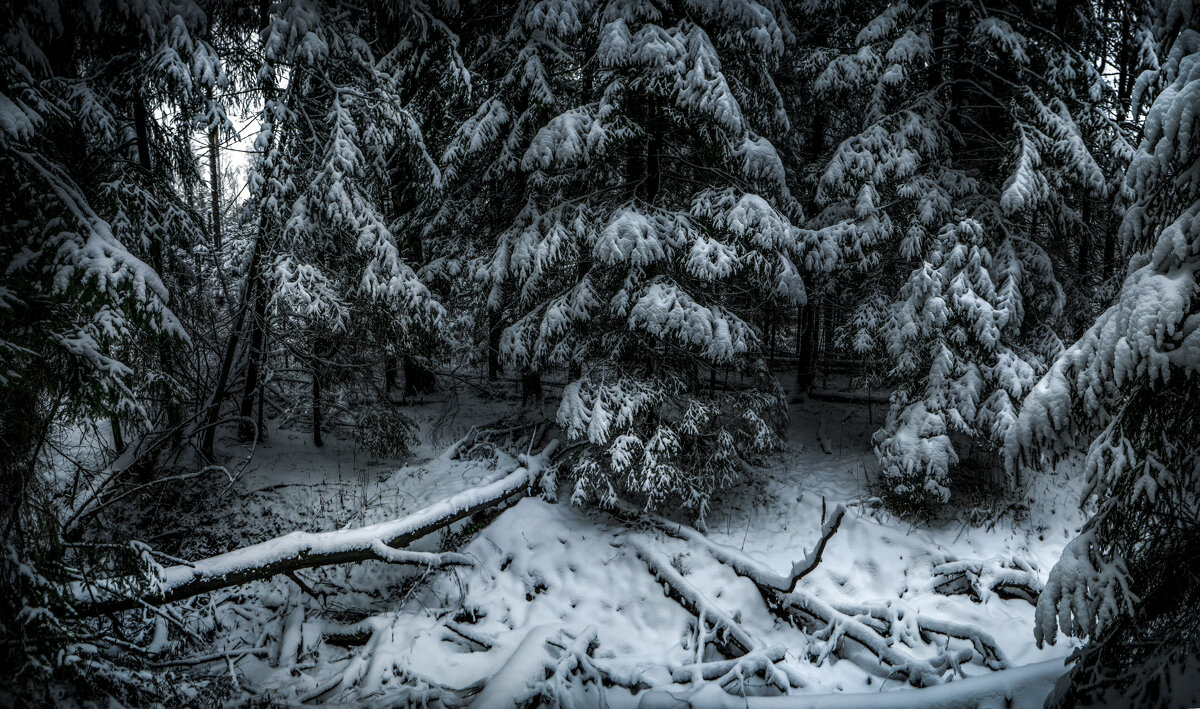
[[111, 380, 1085, 707]]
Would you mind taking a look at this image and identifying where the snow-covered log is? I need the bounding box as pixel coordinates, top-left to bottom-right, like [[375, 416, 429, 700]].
[[637, 658, 1067, 708], [467, 625, 559, 709], [642, 510, 1009, 687], [76, 441, 559, 614], [652, 504, 845, 592], [930, 556, 1043, 604], [627, 538, 802, 692]]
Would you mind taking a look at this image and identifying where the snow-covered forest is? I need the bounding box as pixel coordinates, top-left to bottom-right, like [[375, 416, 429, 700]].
[[1, 0, 1198, 705]]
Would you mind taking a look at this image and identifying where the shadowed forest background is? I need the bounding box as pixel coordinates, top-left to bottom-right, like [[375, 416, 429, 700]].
[[1, 0, 1198, 706]]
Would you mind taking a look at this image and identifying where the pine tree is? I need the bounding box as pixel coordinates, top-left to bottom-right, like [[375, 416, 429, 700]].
[[802, 0, 1118, 512], [0, 0, 221, 696], [440, 0, 804, 518], [232, 0, 464, 446], [1009, 2, 1200, 704]]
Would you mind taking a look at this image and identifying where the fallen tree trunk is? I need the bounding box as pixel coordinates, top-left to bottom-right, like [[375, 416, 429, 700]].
[[632, 506, 1010, 688], [627, 538, 804, 692], [637, 658, 1068, 709], [75, 441, 559, 615], [649, 504, 845, 592]]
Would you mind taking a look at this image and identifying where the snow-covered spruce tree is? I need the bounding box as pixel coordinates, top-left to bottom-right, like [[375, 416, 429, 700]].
[[441, 0, 803, 517], [0, 0, 221, 698], [802, 0, 1118, 513], [238, 0, 462, 446], [1008, 3, 1200, 704]]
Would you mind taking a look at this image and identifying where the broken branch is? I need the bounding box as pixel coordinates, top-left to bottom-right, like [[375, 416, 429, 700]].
[[75, 441, 559, 615]]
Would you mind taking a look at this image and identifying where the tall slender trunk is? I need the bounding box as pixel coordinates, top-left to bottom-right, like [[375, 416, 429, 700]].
[[948, 4, 971, 140], [237, 283, 266, 443], [110, 417, 125, 453], [643, 113, 664, 203], [796, 299, 818, 395], [403, 355, 437, 397], [208, 85, 223, 251], [1117, 4, 1134, 123], [928, 1, 946, 93], [767, 309, 776, 371], [1079, 202, 1092, 285], [257, 326, 267, 442], [385, 353, 398, 399], [487, 310, 503, 381], [135, 91, 182, 447], [199, 238, 261, 459], [312, 351, 323, 448]]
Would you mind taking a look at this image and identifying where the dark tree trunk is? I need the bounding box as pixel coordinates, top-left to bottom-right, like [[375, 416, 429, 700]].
[[948, 3, 971, 140], [928, 1, 946, 92], [403, 355, 437, 398], [133, 96, 152, 172], [767, 309, 777, 371], [256, 328, 267, 443], [796, 300, 819, 395], [385, 354, 398, 398], [521, 369, 544, 407], [312, 353, 324, 448], [110, 417, 124, 453], [642, 113, 664, 203], [1117, 3, 1134, 122], [237, 285, 267, 443], [200, 238, 261, 459], [208, 85, 222, 251], [1103, 222, 1117, 279], [134, 91, 183, 446], [1079, 201, 1092, 286], [488, 311, 503, 381]]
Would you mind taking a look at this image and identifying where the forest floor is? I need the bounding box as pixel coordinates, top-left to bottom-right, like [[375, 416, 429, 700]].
[[102, 376, 1085, 707]]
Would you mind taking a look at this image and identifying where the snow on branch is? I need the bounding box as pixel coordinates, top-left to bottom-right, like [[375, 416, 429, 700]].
[[626, 538, 804, 692], [652, 503, 845, 592], [75, 441, 560, 615], [930, 556, 1044, 605], [635, 508, 1011, 687]]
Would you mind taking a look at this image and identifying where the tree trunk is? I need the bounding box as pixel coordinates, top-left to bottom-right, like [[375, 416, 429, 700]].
[[403, 355, 437, 398], [133, 95, 152, 172], [1117, 3, 1134, 122], [642, 113, 664, 203], [237, 286, 266, 443], [256, 328, 267, 443], [1079, 201, 1092, 287], [312, 351, 323, 448], [796, 299, 818, 395], [948, 3, 971, 140], [488, 310, 503, 381], [767, 309, 777, 371], [384, 353, 398, 399], [199, 238, 261, 460], [208, 85, 222, 251], [110, 417, 124, 453], [134, 91, 182, 447], [76, 443, 558, 615], [928, 1, 946, 92], [520, 369, 543, 408]]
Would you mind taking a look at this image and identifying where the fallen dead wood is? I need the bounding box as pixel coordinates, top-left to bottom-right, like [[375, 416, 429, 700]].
[[634, 506, 1010, 688], [651, 504, 845, 592], [627, 538, 803, 692], [637, 658, 1069, 708], [75, 441, 559, 615], [930, 556, 1043, 604]]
